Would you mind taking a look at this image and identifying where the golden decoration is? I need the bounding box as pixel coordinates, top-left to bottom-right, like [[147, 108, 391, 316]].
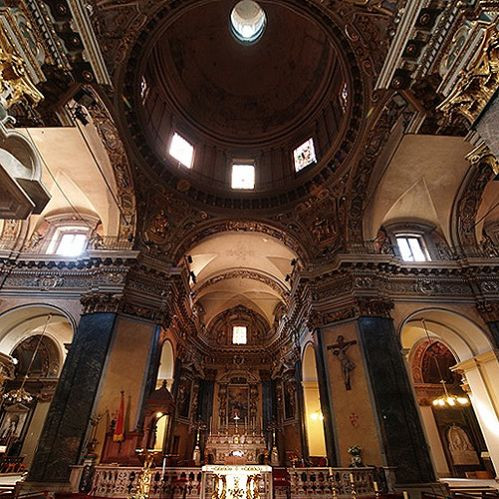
[[0, 47, 43, 109], [439, 24, 498, 125], [130, 453, 154, 499]]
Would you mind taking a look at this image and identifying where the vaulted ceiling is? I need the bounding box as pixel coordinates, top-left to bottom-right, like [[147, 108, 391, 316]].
[[187, 231, 296, 326]]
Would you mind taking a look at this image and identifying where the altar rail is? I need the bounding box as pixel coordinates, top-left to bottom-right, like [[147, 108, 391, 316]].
[[283, 467, 388, 498], [70, 465, 392, 498], [79, 466, 202, 498]]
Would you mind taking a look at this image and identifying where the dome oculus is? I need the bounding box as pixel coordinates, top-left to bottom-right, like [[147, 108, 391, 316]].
[[230, 0, 266, 44]]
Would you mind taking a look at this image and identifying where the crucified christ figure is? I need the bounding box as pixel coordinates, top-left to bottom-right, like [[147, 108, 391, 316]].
[[328, 335, 357, 390]]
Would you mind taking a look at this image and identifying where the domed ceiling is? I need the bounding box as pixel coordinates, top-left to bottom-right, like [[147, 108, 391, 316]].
[[123, 0, 364, 209]]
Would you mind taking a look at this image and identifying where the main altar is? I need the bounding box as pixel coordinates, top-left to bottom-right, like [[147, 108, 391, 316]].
[[204, 431, 267, 465], [202, 465, 273, 499]]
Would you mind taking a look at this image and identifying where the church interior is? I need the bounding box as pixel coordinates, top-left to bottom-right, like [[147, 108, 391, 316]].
[[0, 1, 498, 498]]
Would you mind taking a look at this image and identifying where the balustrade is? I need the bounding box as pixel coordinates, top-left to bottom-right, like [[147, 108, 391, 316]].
[[288, 467, 381, 498], [71, 465, 388, 498], [91, 466, 202, 498]]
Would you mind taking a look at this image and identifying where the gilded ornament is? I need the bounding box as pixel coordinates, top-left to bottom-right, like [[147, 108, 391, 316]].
[[0, 47, 43, 109]]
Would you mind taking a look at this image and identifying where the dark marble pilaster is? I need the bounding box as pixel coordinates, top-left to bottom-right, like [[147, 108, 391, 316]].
[[488, 322, 499, 347], [137, 325, 162, 429], [315, 330, 337, 465], [28, 312, 117, 483], [358, 316, 435, 484], [476, 302, 499, 348], [197, 378, 215, 423]]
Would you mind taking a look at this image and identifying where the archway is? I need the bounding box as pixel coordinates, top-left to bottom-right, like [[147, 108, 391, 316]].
[[302, 344, 326, 458], [400, 308, 498, 479], [0, 305, 74, 470], [156, 339, 174, 390]]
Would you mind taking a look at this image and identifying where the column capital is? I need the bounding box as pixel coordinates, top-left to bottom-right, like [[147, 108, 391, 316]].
[[80, 292, 123, 315], [356, 296, 394, 318], [476, 300, 499, 323], [308, 297, 394, 328]]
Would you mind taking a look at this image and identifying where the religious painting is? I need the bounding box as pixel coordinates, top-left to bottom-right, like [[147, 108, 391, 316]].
[[176, 378, 192, 419], [447, 425, 479, 465], [227, 385, 248, 422]]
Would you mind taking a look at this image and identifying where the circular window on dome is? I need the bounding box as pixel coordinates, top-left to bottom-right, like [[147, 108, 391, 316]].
[[230, 0, 266, 44]]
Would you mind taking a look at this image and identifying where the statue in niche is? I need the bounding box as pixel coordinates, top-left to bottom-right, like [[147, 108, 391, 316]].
[[447, 425, 479, 465], [328, 335, 357, 390]]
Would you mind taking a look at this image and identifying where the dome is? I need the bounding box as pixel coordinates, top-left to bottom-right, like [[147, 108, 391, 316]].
[[124, 0, 364, 209]]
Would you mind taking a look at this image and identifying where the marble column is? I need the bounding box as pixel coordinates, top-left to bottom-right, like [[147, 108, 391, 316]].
[[358, 315, 435, 484], [27, 311, 117, 485]]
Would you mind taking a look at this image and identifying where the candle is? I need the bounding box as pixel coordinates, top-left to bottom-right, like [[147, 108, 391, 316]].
[[328, 467, 333, 477], [403, 492, 409, 499], [161, 456, 166, 477], [373, 481, 379, 492], [349, 473, 354, 482]]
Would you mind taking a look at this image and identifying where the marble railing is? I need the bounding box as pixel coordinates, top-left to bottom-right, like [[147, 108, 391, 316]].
[[89, 466, 202, 498], [283, 467, 390, 498], [71, 464, 392, 498]]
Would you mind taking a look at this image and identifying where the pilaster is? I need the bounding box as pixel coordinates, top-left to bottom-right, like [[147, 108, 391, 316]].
[[356, 300, 436, 485], [26, 298, 118, 486]]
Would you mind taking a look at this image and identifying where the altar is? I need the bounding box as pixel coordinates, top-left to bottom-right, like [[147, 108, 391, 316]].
[[202, 465, 273, 499], [205, 432, 267, 464]]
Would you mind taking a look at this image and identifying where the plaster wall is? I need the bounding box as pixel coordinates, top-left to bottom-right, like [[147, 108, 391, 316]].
[[93, 316, 155, 460], [321, 320, 383, 467]]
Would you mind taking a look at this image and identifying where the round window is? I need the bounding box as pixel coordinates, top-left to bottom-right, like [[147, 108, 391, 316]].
[[230, 0, 266, 44]]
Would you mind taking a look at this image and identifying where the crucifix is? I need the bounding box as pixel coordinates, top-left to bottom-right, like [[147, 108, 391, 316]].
[[327, 335, 357, 390]]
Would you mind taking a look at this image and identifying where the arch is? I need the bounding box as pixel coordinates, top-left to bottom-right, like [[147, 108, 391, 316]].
[[301, 343, 326, 457], [173, 219, 309, 265], [0, 304, 75, 374], [399, 307, 493, 362], [157, 339, 174, 390], [451, 158, 494, 252], [400, 307, 498, 478], [0, 304, 75, 468]]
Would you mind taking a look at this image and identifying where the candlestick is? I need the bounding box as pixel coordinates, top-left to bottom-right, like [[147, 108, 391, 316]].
[[349, 473, 357, 498], [161, 456, 166, 478]]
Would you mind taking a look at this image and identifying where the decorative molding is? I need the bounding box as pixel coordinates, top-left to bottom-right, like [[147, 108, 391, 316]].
[[438, 23, 498, 126], [195, 270, 289, 299]]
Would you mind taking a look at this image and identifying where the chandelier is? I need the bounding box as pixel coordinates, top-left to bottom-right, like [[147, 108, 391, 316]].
[[3, 314, 52, 406], [420, 319, 470, 409]]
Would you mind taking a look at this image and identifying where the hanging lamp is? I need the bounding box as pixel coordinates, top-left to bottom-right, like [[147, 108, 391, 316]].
[[3, 314, 52, 405]]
